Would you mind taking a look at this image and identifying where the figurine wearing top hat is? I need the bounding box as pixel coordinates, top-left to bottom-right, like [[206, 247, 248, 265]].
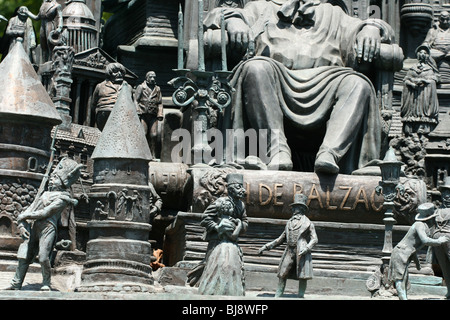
[[388, 202, 449, 300], [430, 177, 450, 299], [258, 193, 318, 298]]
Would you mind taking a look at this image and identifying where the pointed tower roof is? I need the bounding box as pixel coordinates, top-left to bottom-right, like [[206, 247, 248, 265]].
[[0, 42, 62, 125], [92, 82, 152, 161]]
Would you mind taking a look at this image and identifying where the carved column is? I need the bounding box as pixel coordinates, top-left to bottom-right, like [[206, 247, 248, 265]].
[[73, 77, 84, 124], [85, 79, 96, 127], [50, 45, 76, 131]]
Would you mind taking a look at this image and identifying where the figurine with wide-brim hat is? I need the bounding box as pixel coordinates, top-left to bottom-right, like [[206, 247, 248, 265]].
[[415, 202, 438, 221]]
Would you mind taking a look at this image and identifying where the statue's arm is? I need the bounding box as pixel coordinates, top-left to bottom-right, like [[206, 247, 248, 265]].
[[134, 85, 143, 104], [4, 20, 15, 36], [417, 222, 449, 247], [204, 3, 261, 60], [92, 85, 100, 111], [307, 223, 318, 251], [17, 198, 67, 222], [266, 231, 286, 250], [56, 5, 63, 32], [149, 183, 163, 213], [201, 203, 220, 233], [24, 7, 40, 21]]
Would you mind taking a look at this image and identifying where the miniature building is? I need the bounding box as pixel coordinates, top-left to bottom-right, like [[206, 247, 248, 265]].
[[62, 0, 98, 53], [78, 83, 157, 292], [0, 42, 62, 251]]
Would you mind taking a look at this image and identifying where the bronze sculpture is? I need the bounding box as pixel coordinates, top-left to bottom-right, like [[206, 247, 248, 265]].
[[134, 71, 164, 157], [430, 177, 450, 300], [24, 0, 63, 63], [401, 44, 440, 136], [1, 6, 36, 63], [258, 193, 318, 298], [423, 11, 450, 84], [204, 0, 402, 174], [4, 157, 82, 291], [92, 62, 127, 131], [388, 202, 449, 300], [197, 196, 246, 296], [187, 173, 248, 296]]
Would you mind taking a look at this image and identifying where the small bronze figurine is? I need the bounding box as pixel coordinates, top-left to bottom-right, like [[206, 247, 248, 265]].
[[388, 202, 449, 300], [188, 173, 248, 296], [92, 62, 127, 131], [1, 6, 36, 63], [259, 193, 318, 298], [4, 158, 83, 291], [423, 11, 450, 84], [134, 71, 164, 157], [430, 177, 450, 300], [401, 44, 440, 135], [24, 0, 63, 62]]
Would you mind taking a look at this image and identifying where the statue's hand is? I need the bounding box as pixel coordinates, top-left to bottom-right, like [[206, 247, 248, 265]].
[[226, 18, 250, 57], [258, 245, 267, 255], [18, 223, 30, 240], [217, 219, 235, 234], [355, 25, 381, 63], [438, 236, 450, 244], [17, 213, 27, 223]]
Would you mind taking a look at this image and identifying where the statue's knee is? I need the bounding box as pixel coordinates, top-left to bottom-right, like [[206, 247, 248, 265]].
[[38, 255, 50, 265], [242, 60, 274, 80], [346, 75, 372, 95]]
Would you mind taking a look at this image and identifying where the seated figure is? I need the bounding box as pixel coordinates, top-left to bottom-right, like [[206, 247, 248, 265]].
[[203, 0, 403, 174]]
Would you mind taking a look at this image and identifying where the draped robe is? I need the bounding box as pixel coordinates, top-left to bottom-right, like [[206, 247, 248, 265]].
[[204, 1, 391, 173]]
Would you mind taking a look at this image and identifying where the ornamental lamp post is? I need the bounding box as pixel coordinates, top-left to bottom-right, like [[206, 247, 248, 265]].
[[169, 4, 233, 165], [367, 146, 405, 296], [376, 146, 405, 257]]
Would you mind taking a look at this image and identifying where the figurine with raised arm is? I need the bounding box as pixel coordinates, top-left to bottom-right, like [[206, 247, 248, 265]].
[[3, 158, 83, 291], [430, 177, 450, 300], [258, 193, 318, 298], [388, 202, 449, 300], [423, 11, 450, 83], [1, 6, 36, 62], [24, 0, 63, 62]]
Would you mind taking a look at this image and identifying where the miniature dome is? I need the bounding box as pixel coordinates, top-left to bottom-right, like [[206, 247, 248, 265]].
[[63, 0, 97, 53]]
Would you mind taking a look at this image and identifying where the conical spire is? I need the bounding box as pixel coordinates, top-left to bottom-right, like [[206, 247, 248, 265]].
[[0, 42, 62, 125], [92, 82, 152, 160]]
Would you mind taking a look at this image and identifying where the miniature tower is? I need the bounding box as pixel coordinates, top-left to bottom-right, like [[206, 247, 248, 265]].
[[77, 82, 157, 292], [0, 42, 62, 251]]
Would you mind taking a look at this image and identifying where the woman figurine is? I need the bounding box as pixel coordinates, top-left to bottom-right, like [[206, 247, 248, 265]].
[[401, 44, 440, 135], [197, 196, 246, 296]]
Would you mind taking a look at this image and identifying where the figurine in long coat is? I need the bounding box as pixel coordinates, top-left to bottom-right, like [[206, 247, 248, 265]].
[[259, 193, 318, 298]]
